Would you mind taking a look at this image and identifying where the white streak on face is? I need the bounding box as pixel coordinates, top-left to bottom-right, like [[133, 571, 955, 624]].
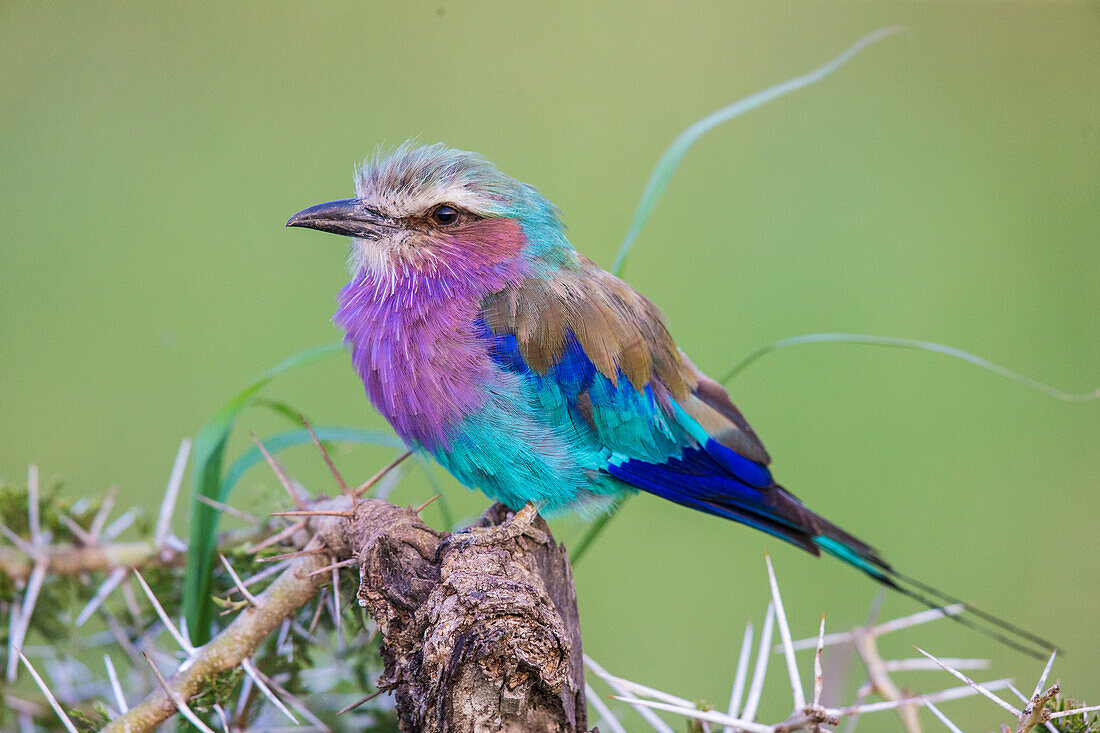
[[345, 143, 535, 278]]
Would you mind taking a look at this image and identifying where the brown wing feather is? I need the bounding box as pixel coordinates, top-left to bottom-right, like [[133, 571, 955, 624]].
[[481, 254, 770, 464]]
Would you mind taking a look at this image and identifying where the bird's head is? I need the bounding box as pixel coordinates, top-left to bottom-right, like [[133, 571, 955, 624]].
[[288, 143, 572, 278]]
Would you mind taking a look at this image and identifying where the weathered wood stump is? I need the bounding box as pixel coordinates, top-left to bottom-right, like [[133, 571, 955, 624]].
[[346, 500, 588, 733]]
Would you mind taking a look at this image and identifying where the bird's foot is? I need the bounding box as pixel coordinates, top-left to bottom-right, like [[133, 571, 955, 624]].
[[444, 502, 547, 551]]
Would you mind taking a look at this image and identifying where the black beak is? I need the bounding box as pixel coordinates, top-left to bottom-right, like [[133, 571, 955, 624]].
[[286, 198, 396, 238]]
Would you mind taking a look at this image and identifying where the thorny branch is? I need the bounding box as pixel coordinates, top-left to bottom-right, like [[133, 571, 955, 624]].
[[3, 441, 1095, 733]]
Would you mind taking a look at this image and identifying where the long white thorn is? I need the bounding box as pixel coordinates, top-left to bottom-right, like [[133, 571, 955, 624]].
[[89, 485, 119, 540], [242, 658, 299, 724], [18, 651, 80, 733], [103, 508, 138, 540], [155, 438, 191, 547], [791, 603, 966, 651], [1051, 704, 1100, 720], [813, 615, 826, 707], [27, 464, 42, 547], [583, 655, 674, 733], [132, 568, 195, 655], [724, 621, 754, 732], [915, 647, 1019, 716], [196, 494, 260, 524], [219, 554, 261, 607], [331, 560, 344, 650], [143, 652, 216, 733], [741, 601, 775, 722], [765, 554, 805, 711], [883, 657, 990, 672], [1031, 649, 1057, 701], [0, 520, 39, 558], [586, 682, 628, 733], [6, 560, 47, 683], [58, 515, 95, 545], [213, 704, 230, 733], [76, 567, 128, 627], [260, 671, 332, 732], [829, 678, 1014, 716], [923, 700, 964, 733], [613, 697, 772, 733], [104, 654, 128, 714]]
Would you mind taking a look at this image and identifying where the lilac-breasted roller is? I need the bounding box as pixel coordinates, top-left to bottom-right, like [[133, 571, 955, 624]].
[[288, 143, 1051, 656]]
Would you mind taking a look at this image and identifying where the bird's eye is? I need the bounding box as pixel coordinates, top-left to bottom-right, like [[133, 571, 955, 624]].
[[431, 205, 459, 226]]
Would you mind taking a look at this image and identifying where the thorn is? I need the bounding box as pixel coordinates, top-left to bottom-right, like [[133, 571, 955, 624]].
[[58, 514, 95, 545], [307, 558, 358, 577], [27, 464, 41, 548], [582, 655, 678, 733], [255, 548, 326, 563], [610, 696, 766, 733], [1031, 649, 1057, 701], [1050, 703, 1100, 720], [582, 655, 692, 707], [725, 621, 754, 724], [102, 507, 138, 540], [219, 554, 261, 607], [789, 602, 967, 651], [89, 485, 119, 540], [132, 568, 195, 655], [248, 519, 308, 555], [330, 561, 345, 653], [155, 439, 191, 548], [354, 449, 412, 497], [195, 494, 260, 524], [586, 682, 629, 733], [225, 561, 289, 597], [914, 646, 1020, 716], [413, 494, 442, 514], [242, 658, 298, 724], [813, 615, 826, 708], [257, 667, 333, 731], [764, 554, 805, 711], [882, 657, 991, 672], [923, 700, 964, 733], [75, 566, 128, 627], [741, 601, 775, 723], [142, 651, 217, 733], [270, 509, 353, 518], [302, 416, 353, 504], [251, 432, 306, 509], [6, 560, 47, 683], [103, 654, 128, 713], [832, 678, 1015, 716], [308, 589, 327, 635], [213, 704, 231, 733], [338, 689, 384, 715], [18, 651, 80, 733], [0, 520, 41, 559]]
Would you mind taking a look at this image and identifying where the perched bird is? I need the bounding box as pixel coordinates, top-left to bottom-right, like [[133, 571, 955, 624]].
[[289, 143, 1050, 656]]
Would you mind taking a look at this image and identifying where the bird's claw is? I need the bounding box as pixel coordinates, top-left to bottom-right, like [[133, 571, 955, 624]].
[[441, 502, 547, 552]]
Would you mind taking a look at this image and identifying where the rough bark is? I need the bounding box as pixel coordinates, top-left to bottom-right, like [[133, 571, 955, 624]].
[[352, 500, 588, 733], [98, 495, 588, 733]]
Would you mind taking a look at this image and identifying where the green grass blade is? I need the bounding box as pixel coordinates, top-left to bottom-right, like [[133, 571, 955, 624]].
[[719, 332, 1099, 402], [575, 29, 905, 562], [611, 26, 903, 277], [253, 397, 316, 426], [569, 498, 624, 565], [183, 341, 343, 643]]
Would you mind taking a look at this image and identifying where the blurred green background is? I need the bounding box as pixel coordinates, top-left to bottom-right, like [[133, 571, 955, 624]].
[[2, 2, 1097, 729]]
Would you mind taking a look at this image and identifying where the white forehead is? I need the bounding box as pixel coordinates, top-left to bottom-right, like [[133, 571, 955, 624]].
[[354, 143, 518, 218]]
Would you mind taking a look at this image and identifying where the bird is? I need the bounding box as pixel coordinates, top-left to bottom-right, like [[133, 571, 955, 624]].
[[288, 142, 1052, 657]]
